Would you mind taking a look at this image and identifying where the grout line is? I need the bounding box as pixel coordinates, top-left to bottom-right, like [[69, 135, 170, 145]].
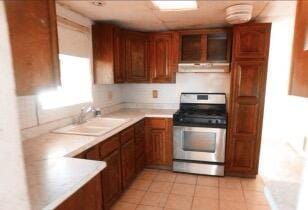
[[190, 178, 197, 210], [240, 178, 249, 210]]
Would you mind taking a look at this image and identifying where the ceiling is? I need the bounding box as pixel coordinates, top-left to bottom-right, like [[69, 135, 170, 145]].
[[57, 0, 296, 31]]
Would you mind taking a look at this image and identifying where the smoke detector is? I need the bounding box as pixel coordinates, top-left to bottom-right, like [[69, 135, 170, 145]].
[[91, 0, 105, 7], [225, 4, 253, 24]]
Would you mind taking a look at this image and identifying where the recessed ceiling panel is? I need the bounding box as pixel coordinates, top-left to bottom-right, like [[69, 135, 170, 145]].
[[58, 0, 293, 31]]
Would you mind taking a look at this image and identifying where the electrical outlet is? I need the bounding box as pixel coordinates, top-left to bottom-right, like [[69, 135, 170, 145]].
[[108, 91, 113, 101], [152, 90, 158, 98]]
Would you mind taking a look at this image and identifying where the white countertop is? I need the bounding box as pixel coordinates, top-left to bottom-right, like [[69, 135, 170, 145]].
[[23, 108, 176, 210]]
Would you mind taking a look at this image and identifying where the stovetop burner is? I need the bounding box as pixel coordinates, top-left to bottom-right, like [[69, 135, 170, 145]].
[[173, 93, 227, 128]]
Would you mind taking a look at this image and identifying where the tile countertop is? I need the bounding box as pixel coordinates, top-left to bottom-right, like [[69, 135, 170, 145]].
[[23, 108, 176, 210]]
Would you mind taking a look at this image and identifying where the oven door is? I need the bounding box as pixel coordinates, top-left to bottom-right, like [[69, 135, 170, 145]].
[[173, 126, 226, 163]]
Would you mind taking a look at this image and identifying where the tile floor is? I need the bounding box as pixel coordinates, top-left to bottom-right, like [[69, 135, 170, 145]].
[[111, 169, 271, 210]]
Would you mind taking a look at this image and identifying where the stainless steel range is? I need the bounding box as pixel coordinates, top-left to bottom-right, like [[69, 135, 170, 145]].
[[173, 93, 227, 176]]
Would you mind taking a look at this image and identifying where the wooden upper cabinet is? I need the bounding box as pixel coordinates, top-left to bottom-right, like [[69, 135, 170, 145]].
[[233, 24, 271, 59], [179, 29, 231, 63], [226, 23, 271, 177], [92, 23, 124, 84], [149, 32, 177, 83], [289, 0, 308, 97], [124, 31, 149, 82], [5, 0, 60, 96]]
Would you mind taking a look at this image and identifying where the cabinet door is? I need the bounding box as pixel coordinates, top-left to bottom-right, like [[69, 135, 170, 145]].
[[149, 33, 174, 83], [92, 24, 124, 84], [135, 120, 145, 159], [85, 146, 100, 161], [121, 139, 136, 189], [233, 24, 271, 59], [56, 174, 102, 210], [125, 31, 149, 82], [180, 34, 205, 62], [5, 0, 60, 96], [145, 118, 172, 168], [101, 150, 122, 210], [227, 61, 268, 176], [136, 154, 145, 174], [114, 28, 125, 83]]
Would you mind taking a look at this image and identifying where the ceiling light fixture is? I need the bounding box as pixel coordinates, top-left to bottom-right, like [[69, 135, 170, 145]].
[[225, 4, 253, 24], [152, 0, 198, 11]]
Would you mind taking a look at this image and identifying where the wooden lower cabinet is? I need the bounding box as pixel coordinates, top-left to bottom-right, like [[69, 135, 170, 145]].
[[135, 120, 146, 174], [145, 118, 173, 169], [56, 174, 102, 210], [121, 138, 136, 189], [59, 118, 172, 209], [101, 149, 122, 210]]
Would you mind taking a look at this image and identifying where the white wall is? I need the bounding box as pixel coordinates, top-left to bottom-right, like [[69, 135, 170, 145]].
[[0, 2, 30, 209], [262, 16, 308, 152], [122, 73, 230, 107]]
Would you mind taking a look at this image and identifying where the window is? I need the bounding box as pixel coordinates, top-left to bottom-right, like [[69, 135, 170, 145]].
[[39, 54, 92, 110], [39, 17, 92, 110]]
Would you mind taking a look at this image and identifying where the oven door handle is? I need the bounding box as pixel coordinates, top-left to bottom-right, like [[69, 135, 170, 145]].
[[173, 125, 226, 133]]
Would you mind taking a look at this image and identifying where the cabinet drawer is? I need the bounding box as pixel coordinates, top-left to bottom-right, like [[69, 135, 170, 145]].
[[120, 127, 134, 144], [135, 120, 145, 134], [100, 135, 120, 158], [148, 118, 167, 129]]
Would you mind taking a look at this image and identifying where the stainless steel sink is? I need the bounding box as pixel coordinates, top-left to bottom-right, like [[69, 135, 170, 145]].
[[53, 117, 131, 136]]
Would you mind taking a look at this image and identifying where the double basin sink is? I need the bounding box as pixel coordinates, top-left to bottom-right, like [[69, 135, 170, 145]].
[[53, 117, 131, 136]]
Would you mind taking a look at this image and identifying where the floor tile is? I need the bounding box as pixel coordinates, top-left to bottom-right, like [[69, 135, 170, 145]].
[[220, 200, 247, 210], [197, 175, 219, 187], [191, 197, 219, 210], [138, 170, 158, 181], [112, 201, 137, 210], [155, 171, 177, 182], [120, 189, 146, 204], [194, 185, 218, 199], [241, 177, 265, 192], [246, 204, 270, 210], [148, 181, 173, 193], [130, 179, 152, 191], [219, 177, 242, 189], [136, 205, 163, 210], [140, 191, 168, 207], [219, 188, 245, 202], [165, 194, 193, 210], [175, 174, 197, 185], [243, 190, 268, 205], [171, 183, 195, 196]]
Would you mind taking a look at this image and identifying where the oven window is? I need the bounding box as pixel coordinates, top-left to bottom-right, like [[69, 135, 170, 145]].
[[183, 131, 216, 153]]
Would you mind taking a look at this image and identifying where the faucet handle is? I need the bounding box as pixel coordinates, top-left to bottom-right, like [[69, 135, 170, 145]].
[[95, 108, 102, 117]]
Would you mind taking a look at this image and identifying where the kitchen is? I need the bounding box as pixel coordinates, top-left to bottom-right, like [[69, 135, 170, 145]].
[[1, 1, 308, 210]]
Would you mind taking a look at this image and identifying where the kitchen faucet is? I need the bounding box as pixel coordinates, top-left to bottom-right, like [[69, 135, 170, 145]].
[[76, 104, 96, 124]]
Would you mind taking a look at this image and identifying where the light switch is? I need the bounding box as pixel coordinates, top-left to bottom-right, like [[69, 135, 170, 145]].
[[152, 90, 158, 98]]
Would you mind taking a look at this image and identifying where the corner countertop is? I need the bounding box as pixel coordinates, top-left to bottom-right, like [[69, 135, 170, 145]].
[[23, 108, 176, 210]]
